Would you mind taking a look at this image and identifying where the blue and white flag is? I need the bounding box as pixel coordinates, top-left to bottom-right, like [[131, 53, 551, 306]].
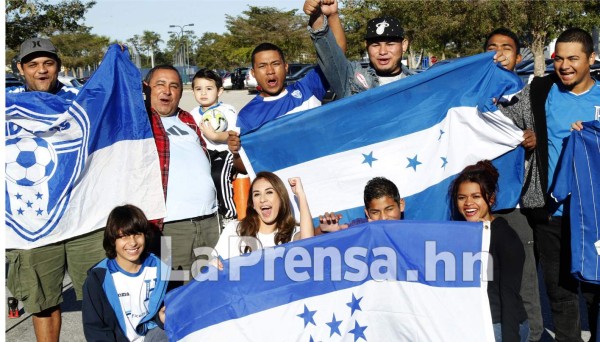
[[165, 221, 494, 341], [240, 52, 524, 222], [5, 45, 166, 249]]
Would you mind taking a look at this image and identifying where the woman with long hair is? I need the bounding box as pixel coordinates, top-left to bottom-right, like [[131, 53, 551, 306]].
[[214, 171, 313, 260]]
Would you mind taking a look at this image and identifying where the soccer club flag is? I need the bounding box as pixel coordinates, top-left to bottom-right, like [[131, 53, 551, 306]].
[[165, 221, 495, 341], [239, 52, 525, 223], [5, 44, 166, 249]]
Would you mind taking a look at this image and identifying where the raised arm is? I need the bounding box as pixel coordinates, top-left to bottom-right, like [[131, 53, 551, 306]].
[[306, 0, 346, 54], [289, 177, 314, 240], [306, 0, 356, 98]]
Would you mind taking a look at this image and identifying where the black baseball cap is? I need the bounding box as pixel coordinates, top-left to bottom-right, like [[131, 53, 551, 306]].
[[18, 38, 59, 62], [364, 17, 404, 40]]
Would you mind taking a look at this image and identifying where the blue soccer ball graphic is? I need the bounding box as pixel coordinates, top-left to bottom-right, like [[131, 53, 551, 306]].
[[6, 137, 57, 186]]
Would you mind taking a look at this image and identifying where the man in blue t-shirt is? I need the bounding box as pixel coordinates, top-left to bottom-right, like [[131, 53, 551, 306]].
[[508, 28, 600, 341], [227, 5, 347, 173]]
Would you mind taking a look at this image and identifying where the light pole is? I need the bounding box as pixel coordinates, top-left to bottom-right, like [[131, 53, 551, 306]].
[[169, 23, 194, 81]]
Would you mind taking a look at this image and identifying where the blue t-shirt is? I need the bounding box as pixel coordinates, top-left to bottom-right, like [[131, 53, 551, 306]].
[[236, 68, 327, 134], [552, 120, 600, 284], [546, 80, 600, 215]]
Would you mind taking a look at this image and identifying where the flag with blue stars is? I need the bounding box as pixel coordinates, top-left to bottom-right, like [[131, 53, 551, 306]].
[[5, 45, 165, 249], [238, 52, 524, 223], [165, 220, 495, 341]]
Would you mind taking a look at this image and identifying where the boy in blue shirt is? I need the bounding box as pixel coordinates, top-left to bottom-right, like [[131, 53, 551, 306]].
[[82, 205, 170, 341]]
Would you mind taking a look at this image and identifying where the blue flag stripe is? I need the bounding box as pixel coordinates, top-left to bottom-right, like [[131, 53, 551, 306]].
[[242, 52, 522, 172], [166, 221, 485, 339]]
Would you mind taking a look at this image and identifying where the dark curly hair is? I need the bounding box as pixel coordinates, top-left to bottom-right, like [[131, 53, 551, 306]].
[[449, 160, 499, 219]]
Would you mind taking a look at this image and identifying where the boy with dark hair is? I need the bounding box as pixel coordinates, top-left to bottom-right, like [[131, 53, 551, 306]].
[[190, 68, 238, 149], [82, 205, 170, 342], [189, 68, 239, 227], [318, 177, 405, 232]]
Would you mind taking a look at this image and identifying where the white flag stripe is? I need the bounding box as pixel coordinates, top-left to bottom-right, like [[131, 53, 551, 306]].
[[6, 138, 165, 249], [255, 107, 522, 216], [180, 280, 494, 341]]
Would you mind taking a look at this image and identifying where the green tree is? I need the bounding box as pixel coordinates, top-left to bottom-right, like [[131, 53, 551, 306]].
[[141, 31, 162, 68], [50, 32, 110, 76], [194, 32, 235, 70], [6, 0, 96, 49], [193, 5, 312, 70], [339, 0, 600, 74], [126, 34, 143, 55], [520, 0, 600, 75]]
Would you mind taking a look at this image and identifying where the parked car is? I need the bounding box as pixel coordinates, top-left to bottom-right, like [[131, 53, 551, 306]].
[[245, 70, 259, 93], [58, 76, 83, 89], [231, 67, 249, 90], [286, 63, 311, 77], [285, 64, 316, 86], [77, 76, 91, 84], [5, 74, 23, 89], [284, 64, 337, 103], [222, 72, 233, 90]]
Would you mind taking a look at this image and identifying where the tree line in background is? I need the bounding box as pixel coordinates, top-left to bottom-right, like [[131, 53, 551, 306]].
[[6, 0, 600, 77]]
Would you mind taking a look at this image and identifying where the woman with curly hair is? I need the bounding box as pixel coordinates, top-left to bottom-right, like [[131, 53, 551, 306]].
[[450, 160, 528, 342]]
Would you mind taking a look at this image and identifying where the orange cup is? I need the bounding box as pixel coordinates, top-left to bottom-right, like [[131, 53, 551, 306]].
[[233, 175, 251, 220]]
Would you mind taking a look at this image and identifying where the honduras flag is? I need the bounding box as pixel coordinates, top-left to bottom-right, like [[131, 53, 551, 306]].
[[5, 45, 166, 249], [165, 221, 495, 341], [239, 52, 524, 222]]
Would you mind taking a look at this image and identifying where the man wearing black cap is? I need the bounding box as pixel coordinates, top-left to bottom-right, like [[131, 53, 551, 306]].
[[305, 0, 412, 99], [8, 38, 78, 98], [6, 38, 103, 342]]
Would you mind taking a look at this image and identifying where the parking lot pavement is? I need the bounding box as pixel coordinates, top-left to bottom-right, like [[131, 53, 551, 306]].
[[179, 88, 254, 114], [5, 274, 84, 341]]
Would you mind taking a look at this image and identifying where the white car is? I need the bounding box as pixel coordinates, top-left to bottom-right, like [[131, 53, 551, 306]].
[[58, 76, 83, 89], [245, 69, 258, 94], [223, 73, 233, 90]]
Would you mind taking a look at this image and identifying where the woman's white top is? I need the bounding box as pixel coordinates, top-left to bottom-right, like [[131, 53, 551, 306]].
[[214, 220, 299, 260]]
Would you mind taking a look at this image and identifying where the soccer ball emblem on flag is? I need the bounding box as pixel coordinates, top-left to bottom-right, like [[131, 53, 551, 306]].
[[6, 136, 57, 186], [202, 109, 228, 132]]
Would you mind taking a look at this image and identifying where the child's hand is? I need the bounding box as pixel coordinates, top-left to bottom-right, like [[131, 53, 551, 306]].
[[288, 177, 305, 197], [200, 121, 218, 140]]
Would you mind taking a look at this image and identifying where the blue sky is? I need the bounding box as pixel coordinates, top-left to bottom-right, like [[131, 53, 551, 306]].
[[84, 0, 306, 47]]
